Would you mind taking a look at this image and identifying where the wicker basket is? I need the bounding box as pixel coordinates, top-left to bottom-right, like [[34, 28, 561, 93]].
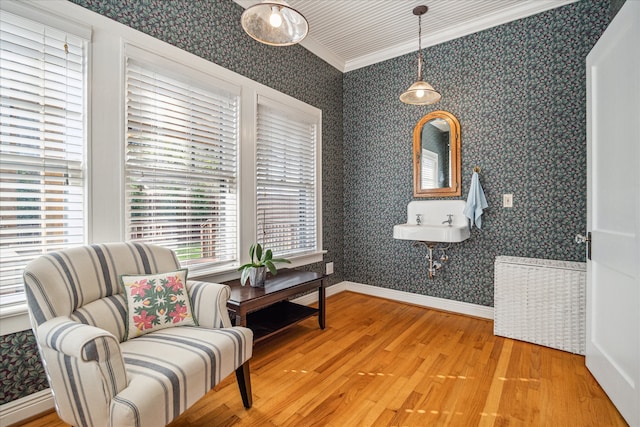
[[494, 256, 586, 354]]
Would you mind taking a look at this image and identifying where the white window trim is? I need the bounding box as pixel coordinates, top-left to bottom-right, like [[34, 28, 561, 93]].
[[0, 1, 92, 330], [1, 0, 324, 328], [123, 43, 242, 275], [117, 42, 324, 280], [254, 94, 322, 259]]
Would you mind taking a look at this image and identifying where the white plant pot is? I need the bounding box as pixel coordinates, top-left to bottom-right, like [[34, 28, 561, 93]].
[[249, 266, 267, 287]]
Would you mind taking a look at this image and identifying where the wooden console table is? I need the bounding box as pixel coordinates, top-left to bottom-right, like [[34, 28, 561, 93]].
[[225, 269, 326, 342]]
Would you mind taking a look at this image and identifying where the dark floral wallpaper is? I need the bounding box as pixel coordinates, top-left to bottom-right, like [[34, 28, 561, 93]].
[[0, 331, 47, 404], [610, 0, 627, 20], [0, 0, 617, 407], [342, 0, 609, 306]]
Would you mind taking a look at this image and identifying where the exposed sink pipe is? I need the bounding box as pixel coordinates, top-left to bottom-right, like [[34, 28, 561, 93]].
[[412, 241, 451, 279]]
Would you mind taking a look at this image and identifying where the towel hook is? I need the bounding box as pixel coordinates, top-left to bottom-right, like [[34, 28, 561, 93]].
[[473, 166, 481, 173]]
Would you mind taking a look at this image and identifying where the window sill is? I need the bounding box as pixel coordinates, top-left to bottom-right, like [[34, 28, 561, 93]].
[[0, 304, 31, 335], [287, 250, 327, 268], [192, 250, 326, 284]]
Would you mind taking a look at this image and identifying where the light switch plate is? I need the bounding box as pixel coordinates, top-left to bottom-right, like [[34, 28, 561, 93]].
[[326, 262, 334, 275], [503, 194, 513, 208]]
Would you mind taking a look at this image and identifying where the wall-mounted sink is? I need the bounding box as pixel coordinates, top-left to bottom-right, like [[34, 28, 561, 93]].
[[394, 200, 470, 278], [393, 200, 470, 243], [393, 223, 469, 243]]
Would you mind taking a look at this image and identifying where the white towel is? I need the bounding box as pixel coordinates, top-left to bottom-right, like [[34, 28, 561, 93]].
[[463, 171, 488, 229]]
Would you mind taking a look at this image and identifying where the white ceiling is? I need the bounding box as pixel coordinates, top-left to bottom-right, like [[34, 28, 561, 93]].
[[234, 0, 577, 72]]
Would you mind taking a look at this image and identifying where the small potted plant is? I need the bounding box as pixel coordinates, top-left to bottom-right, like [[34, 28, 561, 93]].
[[238, 243, 291, 287]]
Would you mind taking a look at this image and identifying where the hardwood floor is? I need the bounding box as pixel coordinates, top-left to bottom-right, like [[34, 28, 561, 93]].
[[22, 291, 626, 426]]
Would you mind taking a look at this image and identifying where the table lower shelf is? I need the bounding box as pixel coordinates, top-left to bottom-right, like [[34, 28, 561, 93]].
[[247, 300, 318, 342]]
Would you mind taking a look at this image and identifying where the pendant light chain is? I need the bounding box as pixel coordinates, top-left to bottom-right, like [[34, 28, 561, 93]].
[[417, 12, 423, 80]]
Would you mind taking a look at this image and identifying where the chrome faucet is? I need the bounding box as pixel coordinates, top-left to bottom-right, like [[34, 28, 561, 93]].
[[416, 214, 423, 225], [442, 214, 453, 226]]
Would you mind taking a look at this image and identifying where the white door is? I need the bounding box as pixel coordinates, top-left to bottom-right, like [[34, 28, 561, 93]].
[[586, 2, 640, 425]]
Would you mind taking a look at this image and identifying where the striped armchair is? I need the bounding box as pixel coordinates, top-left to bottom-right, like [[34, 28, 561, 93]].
[[23, 242, 253, 427]]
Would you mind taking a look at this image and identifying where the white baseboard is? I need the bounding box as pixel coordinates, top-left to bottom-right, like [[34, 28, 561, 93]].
[[290, 280, 348, 306], [0, 388, 53, 426], [6, 281, 491, 425], [293, 280, 494, 319], [341, 281, 494, 319]]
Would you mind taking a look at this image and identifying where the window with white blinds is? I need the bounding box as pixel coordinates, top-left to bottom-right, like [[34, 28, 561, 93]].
[[421, 149, 438, 189], [125, 57, 239, 271], [0, 11, 87, 305], [256, 101, 318, 258]]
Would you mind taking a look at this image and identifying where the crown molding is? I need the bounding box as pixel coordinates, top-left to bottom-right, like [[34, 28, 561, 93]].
[[299, 36, 345, 71], [343, 0, 578, 72]]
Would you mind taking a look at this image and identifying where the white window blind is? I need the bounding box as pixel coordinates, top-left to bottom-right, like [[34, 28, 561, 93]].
[[421, 149, 438, 189], [256, 101, 317, 258], [0, 11, 87, 305], [125, 58, 239, 271]]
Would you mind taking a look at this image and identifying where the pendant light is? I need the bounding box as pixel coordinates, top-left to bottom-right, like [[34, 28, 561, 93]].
[[400, 5, 441, 105], [241, 1, 309, 46]]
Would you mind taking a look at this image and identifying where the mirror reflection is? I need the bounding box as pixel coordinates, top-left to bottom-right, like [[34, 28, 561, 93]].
[[413, 110, 461, 197], [420, 118, 451, 189]]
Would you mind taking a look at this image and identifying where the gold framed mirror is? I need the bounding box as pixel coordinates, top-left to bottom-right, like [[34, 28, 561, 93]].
[[413, 110, 461, 197]]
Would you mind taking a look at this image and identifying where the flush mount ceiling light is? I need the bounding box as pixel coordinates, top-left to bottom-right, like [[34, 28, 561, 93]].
[[400, 5, 441, 105], [241, 0, 309, 46]]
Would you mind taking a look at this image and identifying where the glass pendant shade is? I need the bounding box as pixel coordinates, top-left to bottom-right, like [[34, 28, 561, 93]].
[[400, 80, 441, 105], [241, 1, 309, 46], [400, 5, 441, 105]]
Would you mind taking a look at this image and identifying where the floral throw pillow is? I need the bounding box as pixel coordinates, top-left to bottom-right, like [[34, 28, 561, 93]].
[[120, 269, 197, 340]]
